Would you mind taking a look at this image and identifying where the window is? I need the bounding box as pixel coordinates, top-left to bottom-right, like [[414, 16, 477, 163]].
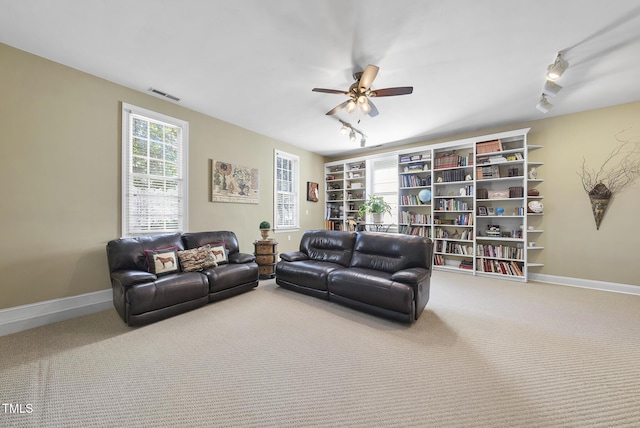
[[274, 150, 299, 230], [368, 155, 399, 229], [121, 103, 188, 236]]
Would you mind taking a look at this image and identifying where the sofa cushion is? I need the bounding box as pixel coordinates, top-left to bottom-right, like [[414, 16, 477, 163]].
[[145, 247, 180, 276], [182, 231, 240, 255], [126, 272, 209, 315], [350, 232, 432, 273], [276, 259, 345, 292], [177, 245, 218, 272], [328, 268, 414, 315], [107, 233, 184, 272], [202, 263, 259, 293], [300, 230, 356, 267]]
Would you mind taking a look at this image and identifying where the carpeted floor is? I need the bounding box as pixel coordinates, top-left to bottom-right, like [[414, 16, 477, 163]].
[[1, 271, 639, 427]]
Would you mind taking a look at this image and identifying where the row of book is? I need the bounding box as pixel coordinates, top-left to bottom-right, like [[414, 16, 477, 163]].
[[399, 211, 431, 225], [476, 139, 503, 154], [434, 153, 473, 170], [437, 199, 471, 211], [434, 241, 474, 255], [434, 213, 474, 226], [399, 226, 431, 237], [399, 194, 429, 206], [400, 174, 431, 188], [437, 169, 468, 182], [434, 228, 473, 240], [477, 259, 524, 276], [477, 165, 500, 179], [476, 244, 524, 260], [325, 220, 343, 231]]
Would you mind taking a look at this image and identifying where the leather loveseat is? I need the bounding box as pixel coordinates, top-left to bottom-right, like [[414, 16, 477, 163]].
[[276, 230, 434, 323], [106, 231, 259, 325]]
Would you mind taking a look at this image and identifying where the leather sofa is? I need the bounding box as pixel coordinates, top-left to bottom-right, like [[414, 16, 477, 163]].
[[276, 230, 434, 323], [106, 231, 259, 326]]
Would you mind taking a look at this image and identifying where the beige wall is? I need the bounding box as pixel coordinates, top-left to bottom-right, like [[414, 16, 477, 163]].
[[2, 43, 637, 312], [328, 102, 640, 286], [0, 44, 325, 309]]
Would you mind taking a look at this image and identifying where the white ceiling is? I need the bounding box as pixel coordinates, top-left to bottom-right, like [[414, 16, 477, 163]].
[[2, 0, 640, 157]]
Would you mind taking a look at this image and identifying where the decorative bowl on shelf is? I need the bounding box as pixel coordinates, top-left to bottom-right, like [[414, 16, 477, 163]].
[[527, 201, 543, 213], [418, 189, 432, 203]]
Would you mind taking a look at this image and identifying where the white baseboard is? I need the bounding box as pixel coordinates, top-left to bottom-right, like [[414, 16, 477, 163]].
[[1, 275, 638, 337], [0, 289, 112, 337], [530, 273, 640, 296]]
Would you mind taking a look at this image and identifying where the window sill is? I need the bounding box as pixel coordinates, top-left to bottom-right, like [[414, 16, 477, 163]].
[[274, 228, 300, 233]]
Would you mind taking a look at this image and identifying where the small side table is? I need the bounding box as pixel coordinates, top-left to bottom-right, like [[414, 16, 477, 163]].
[[254, 239, 278, 279]]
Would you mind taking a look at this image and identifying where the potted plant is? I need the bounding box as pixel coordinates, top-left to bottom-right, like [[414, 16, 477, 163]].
[[259, 220, 271, 240], [358, 195, 392, 224]]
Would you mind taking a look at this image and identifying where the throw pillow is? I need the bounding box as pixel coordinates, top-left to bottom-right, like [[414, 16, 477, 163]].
[[177, 245, 218, 272], [209, 242, 229, 265], [145, 247, 180, 276]]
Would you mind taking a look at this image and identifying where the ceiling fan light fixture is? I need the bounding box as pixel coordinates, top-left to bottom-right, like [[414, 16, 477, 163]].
[[546, 53, 569, 82], [536, 94, 553, 113], [360, 102, 371, 114], [345, 100, 357, 113]]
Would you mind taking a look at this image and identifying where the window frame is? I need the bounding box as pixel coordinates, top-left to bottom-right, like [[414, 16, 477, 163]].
[[367, 154, 399, 230], [273, 149, 300, 231], [121, 103, 189, 237]]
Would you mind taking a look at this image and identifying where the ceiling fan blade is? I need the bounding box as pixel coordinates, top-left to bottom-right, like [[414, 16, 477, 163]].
[[367, 100, 379, 117], [358, 64, 379, 91], [312, 88, 349, 95], [370, 86, 414, 97], [326, 100, 349, 115]]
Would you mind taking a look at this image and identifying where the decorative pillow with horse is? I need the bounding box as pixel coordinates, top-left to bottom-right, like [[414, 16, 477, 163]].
[[208, 242, 228, 265], [145, 247, 180, 276], [177, 245, 218, 272]]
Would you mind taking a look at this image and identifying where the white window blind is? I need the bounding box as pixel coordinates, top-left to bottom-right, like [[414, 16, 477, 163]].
[[121, 103, 188, 236], [368, 155, 399, 228], [274, 150, 299, 230]]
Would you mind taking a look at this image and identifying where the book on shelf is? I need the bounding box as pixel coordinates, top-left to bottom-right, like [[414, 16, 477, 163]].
[[434, 153, 470, 170], [476, 139, 503, 154], [459, 260, 474, 270]]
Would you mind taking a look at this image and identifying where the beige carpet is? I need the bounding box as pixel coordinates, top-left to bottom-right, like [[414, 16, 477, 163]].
[[1, 272, 639, 427]]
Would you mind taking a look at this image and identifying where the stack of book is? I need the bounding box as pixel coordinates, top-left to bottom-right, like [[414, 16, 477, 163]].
[[476, 139, 503, 154]]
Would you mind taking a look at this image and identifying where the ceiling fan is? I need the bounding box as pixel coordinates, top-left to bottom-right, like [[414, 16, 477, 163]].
[[312, 64, 413, 117]]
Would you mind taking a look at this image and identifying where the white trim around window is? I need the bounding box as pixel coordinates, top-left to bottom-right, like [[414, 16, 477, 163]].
[[121, 103, 189, 237], [274, 149, 300, 231]]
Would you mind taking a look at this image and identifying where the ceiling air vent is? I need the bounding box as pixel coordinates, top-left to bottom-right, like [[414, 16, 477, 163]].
[[149, 88, 180, 102]]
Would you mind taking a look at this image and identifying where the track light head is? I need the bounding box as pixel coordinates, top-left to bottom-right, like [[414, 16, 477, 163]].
[[349, 130, 356, 142], [536, 94, 553, 113], [360, 137, 366, 148], [546, 53, 569, 81], [543, 80, 562, 97]]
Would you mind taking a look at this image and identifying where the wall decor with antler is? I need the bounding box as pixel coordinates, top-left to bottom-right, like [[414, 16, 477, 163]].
[[577, 128, 640, 230]]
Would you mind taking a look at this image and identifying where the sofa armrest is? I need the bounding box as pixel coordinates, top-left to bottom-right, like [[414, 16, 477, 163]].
[[229, 252, 256, 264], [279, 251, 309, 262], [111, 270, 157, 287], [391, 267, 431, 285]]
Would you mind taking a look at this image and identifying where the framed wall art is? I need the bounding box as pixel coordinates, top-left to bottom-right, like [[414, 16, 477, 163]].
[[211, 160, 259, 204], [307, 181, 319, 202]]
